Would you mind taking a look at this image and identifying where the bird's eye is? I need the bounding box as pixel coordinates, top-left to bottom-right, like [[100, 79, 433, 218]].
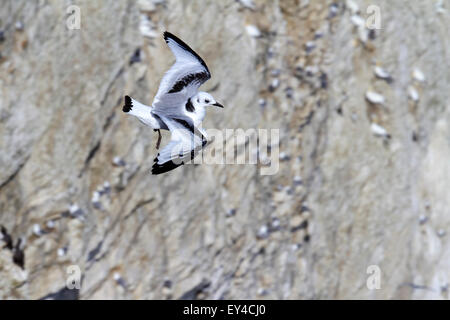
[[197, 99, 200, 103], [205, 99, 210, 103]]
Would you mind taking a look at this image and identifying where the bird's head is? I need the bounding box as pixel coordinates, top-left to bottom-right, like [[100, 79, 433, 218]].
[[193, 92, 224, 108]]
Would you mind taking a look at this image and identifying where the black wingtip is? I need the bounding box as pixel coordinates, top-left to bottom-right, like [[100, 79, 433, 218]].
[[162, 31, 210, 72], [163, 31, 171, 43], [151, 160, 184, 175], [123, 95, 132, 113]]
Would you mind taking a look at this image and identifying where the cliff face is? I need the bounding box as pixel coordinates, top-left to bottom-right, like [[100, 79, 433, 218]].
[[0, 0, 449, 299]]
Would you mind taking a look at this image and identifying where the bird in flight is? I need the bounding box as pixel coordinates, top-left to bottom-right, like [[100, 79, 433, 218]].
[[123, 31, 223, 175]]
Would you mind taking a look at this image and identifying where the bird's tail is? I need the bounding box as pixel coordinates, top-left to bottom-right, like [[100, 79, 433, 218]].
[[122, 96, 151, 119]]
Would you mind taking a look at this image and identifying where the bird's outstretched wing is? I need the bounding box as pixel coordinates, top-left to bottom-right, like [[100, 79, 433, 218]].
[[151, 115, 207, 175], [152, 32, 211, 118]]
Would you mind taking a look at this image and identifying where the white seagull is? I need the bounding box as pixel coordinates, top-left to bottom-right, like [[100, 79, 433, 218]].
[[122, 32, 223, 175]]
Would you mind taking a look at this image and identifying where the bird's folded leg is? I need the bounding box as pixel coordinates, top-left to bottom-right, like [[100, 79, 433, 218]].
[[154, 129, 162, 149]]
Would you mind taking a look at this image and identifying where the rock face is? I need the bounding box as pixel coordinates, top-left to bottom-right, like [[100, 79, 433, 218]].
[[0, 0, 449, 299]]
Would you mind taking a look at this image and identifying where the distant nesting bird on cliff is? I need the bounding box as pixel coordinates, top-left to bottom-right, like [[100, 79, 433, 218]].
[[123, 32, 223, 175], [13, 238, 25, 269], [0, 225, 13, 250]]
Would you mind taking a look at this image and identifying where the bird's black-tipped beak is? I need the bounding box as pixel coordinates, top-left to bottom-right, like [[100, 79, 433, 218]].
[[213, 102, 224, 108]]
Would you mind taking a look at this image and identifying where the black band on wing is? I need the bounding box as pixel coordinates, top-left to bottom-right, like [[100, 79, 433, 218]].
[[151, 144, 201, 175], [172, 118, 206, 142], [163, 31, 210, 73], [151, 112, 169, 130], [168, 72, 210, 94], [173, 118, 194, 134], [151, 117, 207, 175], [151, 160, 184, 175]]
